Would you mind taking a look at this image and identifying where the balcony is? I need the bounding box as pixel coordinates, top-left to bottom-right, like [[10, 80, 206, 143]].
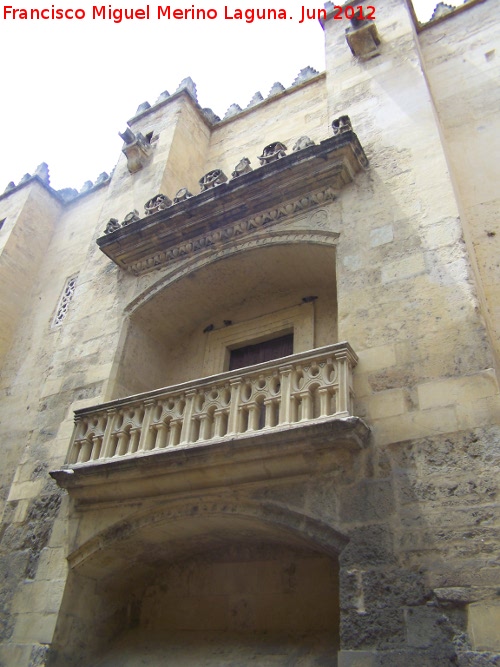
[[51, 343, 369, 503]]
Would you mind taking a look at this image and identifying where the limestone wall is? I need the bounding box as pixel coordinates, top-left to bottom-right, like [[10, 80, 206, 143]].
[[418, 0, 500, 368]]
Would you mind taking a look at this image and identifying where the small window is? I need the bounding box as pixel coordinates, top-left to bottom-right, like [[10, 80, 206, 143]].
[[52, 274, 78, 327], [229, 334, 293, 371]]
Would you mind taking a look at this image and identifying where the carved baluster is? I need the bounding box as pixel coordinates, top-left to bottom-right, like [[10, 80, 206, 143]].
[[248, 403, 260, 431], [333, 350, 350, 416], [214, 409, 225, 437], [91, 435, 103, 460], [278, 365, 292, 424], [129, 427, 141, 453], [102, 409, 118, 459], [138, 399, 156, 451], [155, 422, 168, 449], [81, 438, 94, 462], [227, 378, 242, 434], [68, 417, 84, 464], [116, 431, 129, 456], [169, 419, 182, 446], [264, 399, 274, 428], [300, 391, 313, 420], [199, 413, 211, 441], [220, 409, 229, 436], [318, 387, 330, 417], [237, 407, 246, 433], [69, 440, 80, 465], [180, 391, 196, 444]]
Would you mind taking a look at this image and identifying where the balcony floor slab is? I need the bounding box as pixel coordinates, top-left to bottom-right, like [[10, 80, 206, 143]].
[[51, 416, 370, 506]]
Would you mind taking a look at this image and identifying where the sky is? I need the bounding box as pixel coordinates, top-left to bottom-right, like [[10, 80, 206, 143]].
[[1, 0, 455, 193]]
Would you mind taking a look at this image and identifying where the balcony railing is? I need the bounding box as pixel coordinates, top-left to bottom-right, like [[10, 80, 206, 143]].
[[67, 342, 358, 466]]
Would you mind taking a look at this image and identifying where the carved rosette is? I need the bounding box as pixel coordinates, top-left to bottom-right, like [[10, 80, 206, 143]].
[[258, 142, 287, 166], [173, 188, 193, 204], [199, 169, 228, 192], [292, 136, 315, 152], [144, 194, 172, 216], [231, 158, 252, 179], [122, 210, 141, 226], [104, 218, 120, 235], [128, 186, 338, 275], [332, 116, 352, 136]]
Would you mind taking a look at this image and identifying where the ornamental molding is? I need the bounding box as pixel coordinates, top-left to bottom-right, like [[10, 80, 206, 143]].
[[127, 186, 338, 276], [66, 500, 350, 570], [97, 128, 368, 275], [125, 228, 340, 317]]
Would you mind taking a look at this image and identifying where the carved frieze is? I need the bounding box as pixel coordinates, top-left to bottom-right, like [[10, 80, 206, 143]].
[[127, 186, 338, 275], [97, 126, 369, 274]]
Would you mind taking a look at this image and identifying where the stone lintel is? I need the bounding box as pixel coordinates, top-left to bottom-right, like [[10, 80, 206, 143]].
[[96, 132, 368, 274], [50, 416, 370, 505]]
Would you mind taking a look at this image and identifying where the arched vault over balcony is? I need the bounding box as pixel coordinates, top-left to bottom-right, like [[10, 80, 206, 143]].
[[114, 240, 339, 398], [48, 501, 348, 667]]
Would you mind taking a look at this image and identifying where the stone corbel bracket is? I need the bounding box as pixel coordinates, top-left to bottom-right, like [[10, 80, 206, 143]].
[[119, 128, 153, 173], [98, 124, 369, 275], [346, 18, 381, 59]]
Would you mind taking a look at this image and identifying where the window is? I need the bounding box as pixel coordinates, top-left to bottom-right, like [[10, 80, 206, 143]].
[[52, 274, 78, 327]]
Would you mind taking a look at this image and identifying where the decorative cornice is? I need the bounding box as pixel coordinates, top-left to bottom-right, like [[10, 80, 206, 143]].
[[97, 129, 368, 276], [127, 186, 338, 275]]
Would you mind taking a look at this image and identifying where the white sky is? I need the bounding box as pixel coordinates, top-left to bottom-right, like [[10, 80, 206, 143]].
[[1, 0, 453, 192]]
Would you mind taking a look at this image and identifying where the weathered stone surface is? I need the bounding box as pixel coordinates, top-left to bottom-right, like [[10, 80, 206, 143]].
[[339, 479, 395, 523], [341, 607, 406, 650], [457, 652, 500, 666]]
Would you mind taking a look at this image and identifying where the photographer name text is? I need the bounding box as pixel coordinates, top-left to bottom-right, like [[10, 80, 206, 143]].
[[2, 4, 376, 23]]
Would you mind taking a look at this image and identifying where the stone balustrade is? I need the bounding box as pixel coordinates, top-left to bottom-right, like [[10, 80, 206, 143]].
[[67, 342, 358, 466]]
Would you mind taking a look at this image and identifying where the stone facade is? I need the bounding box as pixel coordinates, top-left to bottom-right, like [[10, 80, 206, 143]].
[[0, 1, 499, 666]]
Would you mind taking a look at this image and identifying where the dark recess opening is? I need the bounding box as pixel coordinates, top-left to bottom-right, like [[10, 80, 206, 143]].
[[229, 334, 293, 371]]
